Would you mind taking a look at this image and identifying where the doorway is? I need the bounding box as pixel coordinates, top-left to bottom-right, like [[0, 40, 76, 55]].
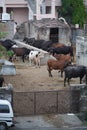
[[50, 28, 59, 43]]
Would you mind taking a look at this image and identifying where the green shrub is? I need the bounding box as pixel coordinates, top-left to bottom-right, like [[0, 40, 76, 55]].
[[0, 45, 7, 58], [0, 32, 8, 39], [0, 45, 6, 51], [6, 50, 14, 57], [0, 45, 14, 58]]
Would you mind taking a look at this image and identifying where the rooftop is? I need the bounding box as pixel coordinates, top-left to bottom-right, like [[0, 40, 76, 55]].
[[31, 18, 69, 28]]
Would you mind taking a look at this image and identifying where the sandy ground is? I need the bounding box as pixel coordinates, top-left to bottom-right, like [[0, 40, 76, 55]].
[[3, 61, 80, 92], [2, 45, 77, 92], [3, 61, 84, 129]]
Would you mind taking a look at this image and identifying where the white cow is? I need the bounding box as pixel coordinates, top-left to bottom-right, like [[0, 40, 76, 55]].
[[29, 50, 44, 67], [11, 45, 18, 48]]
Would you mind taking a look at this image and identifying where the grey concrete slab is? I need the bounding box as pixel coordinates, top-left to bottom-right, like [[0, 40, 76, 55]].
[[10, 127, 87, 130], [13, 114, 83, 129], [0, 59, 16, 75]]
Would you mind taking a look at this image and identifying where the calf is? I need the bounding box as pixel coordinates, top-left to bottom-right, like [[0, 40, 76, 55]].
[[47, 59, 71, 77], [0, 76, 4, 87], [64, 65, 87, 86]]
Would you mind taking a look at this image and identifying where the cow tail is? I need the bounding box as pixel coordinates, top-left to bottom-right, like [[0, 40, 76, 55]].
[[85, 68, 87, 84], [47, 62, 49, 71], [70, 47, 74, 61]]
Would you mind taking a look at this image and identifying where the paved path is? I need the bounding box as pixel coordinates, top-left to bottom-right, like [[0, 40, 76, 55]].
[[10, 127, 87, 130], [9, 114, 87, 130]]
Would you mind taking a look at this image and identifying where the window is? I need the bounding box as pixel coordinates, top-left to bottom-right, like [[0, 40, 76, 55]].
[[46, 6, 51, 14], [0, 105, 10, 113]]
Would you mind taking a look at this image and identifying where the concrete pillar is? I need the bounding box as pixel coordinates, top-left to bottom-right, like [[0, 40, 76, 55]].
[[3, 0, 6, 13], [51, 0, 56, 19], [36, 0, 41, 20], [41, 0, 46, 14], [28, 6, 34, 20]]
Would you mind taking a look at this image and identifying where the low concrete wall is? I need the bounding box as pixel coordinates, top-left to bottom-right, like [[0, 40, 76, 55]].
[[13, 90, 80, 116]]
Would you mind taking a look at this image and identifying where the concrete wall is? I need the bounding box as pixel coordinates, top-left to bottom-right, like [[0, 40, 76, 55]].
[[12, 8, 28, 25], [45, 0, 61, 6], [5, 0, 28, 7], [13, 85, 87, 116], [13, 90, 79, 116], [0, 0, 4, 7], [0, 86, 13, 106], [70, 84, 87, 113], [0, 21, 14, 39], [59, 28, 71, 45], [76, 36, 87, 66], [26, 22, 71, 45], [33, 26, 50, 41]]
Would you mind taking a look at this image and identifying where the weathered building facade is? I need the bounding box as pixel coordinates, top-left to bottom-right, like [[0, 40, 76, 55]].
[[0, 0, 61, 24], [27, 19, 71, 44], [13, 18, 71, 45], [1, 0, 86, 45]]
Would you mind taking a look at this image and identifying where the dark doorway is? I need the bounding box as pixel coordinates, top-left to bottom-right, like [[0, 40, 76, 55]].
[[50, 28, 59, 43], [0, 7, 2, 19]]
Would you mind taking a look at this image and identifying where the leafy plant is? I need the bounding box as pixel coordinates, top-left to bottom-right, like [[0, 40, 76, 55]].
[[6, 50, 14, 57], [0, 32, 8, 39], [0, 45, 6, 51], [0, 45, 7, 58], [59, 0, 87, 27], [0, 45, 14, 58], [0, 23, 8, 39]]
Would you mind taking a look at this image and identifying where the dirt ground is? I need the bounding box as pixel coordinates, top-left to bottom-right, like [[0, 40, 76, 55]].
[[3, 60, 80, 92]]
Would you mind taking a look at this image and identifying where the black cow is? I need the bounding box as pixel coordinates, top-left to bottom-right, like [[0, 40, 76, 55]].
[[0, 76, 4, 87], [32, 40, 45, 49], [64, 65, 87, 86], [0, 39, 16, 50], [48, 46, 74, 61], [23, 37, 45, 49], [23, 37, 55, 51], [41, 40, 54, 51], [23, 37, 35, 45]]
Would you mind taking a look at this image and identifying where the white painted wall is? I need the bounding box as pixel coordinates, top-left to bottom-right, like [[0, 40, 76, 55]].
[[12, 8, 28, 24]]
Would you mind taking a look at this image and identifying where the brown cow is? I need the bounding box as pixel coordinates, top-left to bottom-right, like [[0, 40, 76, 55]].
[[11, 47, 30, 62], [47, 59, 71, 77], [54, 54, 72, 62], [52, 43, 65, 48]]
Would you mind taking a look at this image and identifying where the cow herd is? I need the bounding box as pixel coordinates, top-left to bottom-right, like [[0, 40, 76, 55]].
[[0, 38, 87, 87]]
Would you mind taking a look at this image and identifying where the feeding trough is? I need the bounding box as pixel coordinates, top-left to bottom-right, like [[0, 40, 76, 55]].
[[0, 59, 16, 75]]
